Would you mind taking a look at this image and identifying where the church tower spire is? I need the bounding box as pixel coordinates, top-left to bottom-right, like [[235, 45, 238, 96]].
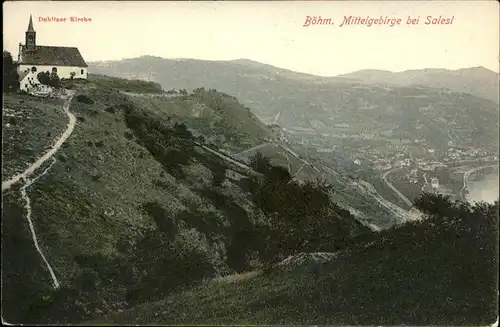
[[25, 14, 36, 51]]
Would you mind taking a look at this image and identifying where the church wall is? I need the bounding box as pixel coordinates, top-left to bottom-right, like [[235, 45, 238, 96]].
[[19, 71, 40, 92], [18, 64, 88, 80], [19, 70, 52, 94]]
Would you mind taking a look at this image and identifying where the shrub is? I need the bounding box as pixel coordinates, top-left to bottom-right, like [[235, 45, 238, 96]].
[[141, 201, 178, 238], [249, 152, 272, 174], [105, 106, 116, 114], [75, 95, 95, 105]]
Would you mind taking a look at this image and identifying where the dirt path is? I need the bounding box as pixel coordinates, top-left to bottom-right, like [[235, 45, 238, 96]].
[[20, 158, 60, 288], [1, 91, 76, 192], [2, 91, 76, 289]]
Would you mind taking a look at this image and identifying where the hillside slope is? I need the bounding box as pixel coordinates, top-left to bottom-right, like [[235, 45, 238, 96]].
[[123, 87, 272, 151], [2, 94, 68, 180], [88, 57, 499, 154], [92, 196, 499, 326], [1, 77, 371, 324]]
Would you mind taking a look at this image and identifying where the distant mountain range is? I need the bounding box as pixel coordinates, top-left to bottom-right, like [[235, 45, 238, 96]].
[[88, 57, 499, 153], [338, 66, 499, 104], [90, 56, 499, 103]]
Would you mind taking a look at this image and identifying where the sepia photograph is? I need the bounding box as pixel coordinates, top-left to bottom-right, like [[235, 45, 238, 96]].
[[2, 0, 499, 325]]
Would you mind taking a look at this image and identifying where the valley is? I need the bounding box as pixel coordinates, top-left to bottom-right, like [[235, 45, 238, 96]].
[[89, 57, 499, 211], [3, 2, 499, 324], [2, 62, 498, 326]]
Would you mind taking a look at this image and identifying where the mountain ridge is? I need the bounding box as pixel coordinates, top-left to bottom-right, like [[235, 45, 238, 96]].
[[92, 56, 499, 77], [338, 65, 499, 103]]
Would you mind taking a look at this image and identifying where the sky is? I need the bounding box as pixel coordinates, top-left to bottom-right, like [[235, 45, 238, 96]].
[[3, 1, 499, 76]]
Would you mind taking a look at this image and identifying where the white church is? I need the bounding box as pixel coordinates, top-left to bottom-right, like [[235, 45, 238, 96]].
[[17, 14, 88, 93]]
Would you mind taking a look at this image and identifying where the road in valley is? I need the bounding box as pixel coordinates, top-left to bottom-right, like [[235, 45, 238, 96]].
[[381, 167, 414, 208]]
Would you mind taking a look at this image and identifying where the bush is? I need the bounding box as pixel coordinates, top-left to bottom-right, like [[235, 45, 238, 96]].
[[245, 154, 369, 264], [141, 201, 178, 238], [249, 152, 272, 174], [130, 229, 216, 303], [105, 106, 116, 114], [75, 95, 95, 104], [37, 71, 60, 88]]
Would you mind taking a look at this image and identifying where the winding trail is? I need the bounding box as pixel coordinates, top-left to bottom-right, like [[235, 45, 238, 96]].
[[2, 90, 76, 289], [2, 91, 76, 192]]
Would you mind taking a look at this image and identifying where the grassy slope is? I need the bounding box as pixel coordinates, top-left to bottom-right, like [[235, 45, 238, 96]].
[[4, 77, 497, 325], [63, 74, 164, 94], [25, 85, 273, 284], [2, 87, 196, 323], [127, 91, 271, 151], [2, 78, 368, 323], [0, 84, 250, 321], [2, 186, 56, 321], [2, 94, 67, 180], [94, 218, 498, 326]]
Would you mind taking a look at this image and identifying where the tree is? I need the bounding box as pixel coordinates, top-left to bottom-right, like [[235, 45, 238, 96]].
[[50, 71, 60, 88], [3, 51, 19, 92], [37, 71, 51, 85], [70, 72, 76, 80], [266, 165, 292, 184], [173, 122, 192, 138], [249, 152, 272, 174], [212, 165, 227, 186], [37, 71, 60, 88]]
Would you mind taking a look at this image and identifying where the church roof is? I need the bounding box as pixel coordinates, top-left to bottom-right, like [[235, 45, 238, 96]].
[[19, 45, 88, 67]]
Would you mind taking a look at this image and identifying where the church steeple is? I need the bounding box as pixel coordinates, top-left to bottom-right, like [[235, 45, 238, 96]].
[[25, 14, 36, 51]]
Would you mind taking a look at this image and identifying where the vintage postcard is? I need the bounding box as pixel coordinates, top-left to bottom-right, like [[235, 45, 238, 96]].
[[2, 0, 499, 325]]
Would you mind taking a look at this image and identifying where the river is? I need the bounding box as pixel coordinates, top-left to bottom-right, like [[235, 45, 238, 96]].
[[467, 171, 499, 204]]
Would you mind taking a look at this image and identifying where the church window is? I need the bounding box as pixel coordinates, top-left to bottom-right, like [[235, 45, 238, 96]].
[[52, 67, 57, 73], [31, 66, 37, 72], [25, 84, 28, 88], [81, 69, 84, 74]]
